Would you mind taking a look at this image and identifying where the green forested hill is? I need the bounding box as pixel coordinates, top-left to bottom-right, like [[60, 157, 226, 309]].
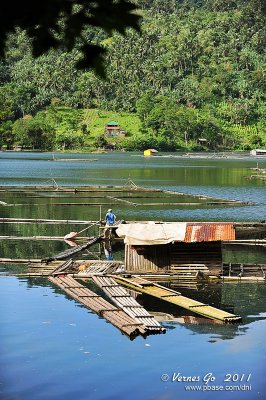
[[0, 0, 265, 151]]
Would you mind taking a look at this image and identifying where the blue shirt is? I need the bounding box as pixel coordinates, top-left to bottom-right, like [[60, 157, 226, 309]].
[[105, 212, 116, 225]]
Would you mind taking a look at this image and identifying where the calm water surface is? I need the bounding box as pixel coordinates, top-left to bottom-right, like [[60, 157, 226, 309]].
[[0, 152, 266, 400]]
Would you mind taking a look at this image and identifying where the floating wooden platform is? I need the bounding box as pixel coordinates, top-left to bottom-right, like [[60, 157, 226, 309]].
[[92, 276, 164, 333], [48, 275, 163, 338], [0, 259, 123, 277], [114, 276, 242, 323], [1, 256, 265, 282]]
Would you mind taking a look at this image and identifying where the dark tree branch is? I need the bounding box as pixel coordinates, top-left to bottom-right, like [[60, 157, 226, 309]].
[[0, 0, 141, 77]]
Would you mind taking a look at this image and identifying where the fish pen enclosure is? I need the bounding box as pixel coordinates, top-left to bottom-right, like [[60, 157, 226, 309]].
[[0, 184, 257, 243], [0, 184, 251, 217], [124, 241, 222, 276]]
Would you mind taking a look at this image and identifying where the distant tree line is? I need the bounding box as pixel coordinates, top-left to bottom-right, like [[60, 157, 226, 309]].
[[0, 0, 265, 151]]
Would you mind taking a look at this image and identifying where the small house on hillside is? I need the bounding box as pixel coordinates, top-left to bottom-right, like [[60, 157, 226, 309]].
[[198, 138, 208, 146], [144, 149, 158, 156], [105, 121, 126, 138], [116, 222, 235, 276]]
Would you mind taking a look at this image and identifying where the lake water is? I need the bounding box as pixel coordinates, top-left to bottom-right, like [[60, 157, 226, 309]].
[[0, 151, 266, 400]]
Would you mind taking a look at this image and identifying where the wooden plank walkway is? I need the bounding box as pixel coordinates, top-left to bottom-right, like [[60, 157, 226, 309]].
[[42, 236, 101, 262], [92, 276, 164, 333], [48, 275, 147, 339], [114, 276, 242, 323]]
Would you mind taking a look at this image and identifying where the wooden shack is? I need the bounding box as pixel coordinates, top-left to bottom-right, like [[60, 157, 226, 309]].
[[117, 222, 236, 276], [105, 121, 125, 137]]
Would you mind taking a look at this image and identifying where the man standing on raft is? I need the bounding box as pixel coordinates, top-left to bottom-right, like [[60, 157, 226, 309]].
[[104, 209, 116, 238]]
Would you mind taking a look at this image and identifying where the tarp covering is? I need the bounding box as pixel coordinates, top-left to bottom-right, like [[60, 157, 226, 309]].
[[116, 223, 187, 245], [116, 222, 235, 245]]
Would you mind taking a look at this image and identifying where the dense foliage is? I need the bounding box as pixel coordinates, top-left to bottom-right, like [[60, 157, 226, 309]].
[[0, 0, 265, 151]]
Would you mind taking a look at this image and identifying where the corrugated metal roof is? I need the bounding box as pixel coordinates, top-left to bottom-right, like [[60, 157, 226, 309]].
[[185, 223, 235, 242], [106, 121, 119, 126]]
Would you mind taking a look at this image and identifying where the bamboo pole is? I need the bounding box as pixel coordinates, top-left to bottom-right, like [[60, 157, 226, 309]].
[[106, 195, 137, 206], [5, 201, 248, 207], [0, 195, 158, 199], [0, 186, 164, 193], [0, 258, 43, 263], [222, 276, 265, 282], [50, 158, 98, 162], [0, 217, 92, 224], [0, 235, 92, 240], [0, 273, 51, 277]]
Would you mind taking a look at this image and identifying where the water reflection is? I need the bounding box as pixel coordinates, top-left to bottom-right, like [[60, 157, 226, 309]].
[[1, 274, 266, 400], [102, 240, 113, 260], [17, 276, 266, 346], [128, 281, 266, 343]]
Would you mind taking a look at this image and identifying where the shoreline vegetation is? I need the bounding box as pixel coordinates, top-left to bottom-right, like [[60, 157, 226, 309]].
[[0, 1, 265, 153], [0, 105, 266, 155], [1, 146, 266, 158]]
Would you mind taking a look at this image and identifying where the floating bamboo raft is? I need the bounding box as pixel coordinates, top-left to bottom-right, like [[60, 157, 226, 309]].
[[114, 276, 242, 323], [48, 275, 163, 338], [92, 276, 164, 332]]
